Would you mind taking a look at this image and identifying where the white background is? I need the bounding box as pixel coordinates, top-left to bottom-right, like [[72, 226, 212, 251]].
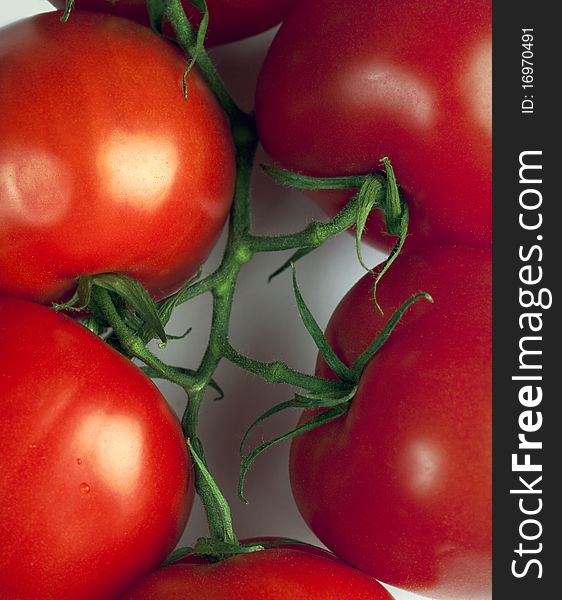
[[1, 3, 432, 599]]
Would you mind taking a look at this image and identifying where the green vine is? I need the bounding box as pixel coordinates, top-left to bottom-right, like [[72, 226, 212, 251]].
[[58, 0, 424, 562]]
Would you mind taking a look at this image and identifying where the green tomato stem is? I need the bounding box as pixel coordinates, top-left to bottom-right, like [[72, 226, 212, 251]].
[[83, 0, 405, 555], [248, 194, 361, 252], [223, 345, 351, 393]]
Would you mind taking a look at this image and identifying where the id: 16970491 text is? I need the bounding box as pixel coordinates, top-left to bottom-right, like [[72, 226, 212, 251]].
[[521, 28, 534, 114]]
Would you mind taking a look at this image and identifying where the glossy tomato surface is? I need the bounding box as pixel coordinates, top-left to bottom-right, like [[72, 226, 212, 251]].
[[48, 0, 298, 46], [0, 11, 234, 304], [121, 543, 394, 599], [256, 0, 491, 252], [0, 299, 194, 600], [290, 246, 492, 599]]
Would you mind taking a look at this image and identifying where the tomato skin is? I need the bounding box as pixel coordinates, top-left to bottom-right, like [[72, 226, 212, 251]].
[[290, 246, 491, 599], [0, 299, 194, 600], [48, 0, 299, 46], [0, 11, 234, 304], [256, 0, 491, 252], [121, 542, 394, 599]]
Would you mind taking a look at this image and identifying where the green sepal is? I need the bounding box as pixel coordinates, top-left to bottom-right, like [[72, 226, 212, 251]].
[[161, 537, 265, 568], [370, 158, 409, 313], [160, 545, 195, 567], [52, 294, 81, 313], [372, 204, 409, 313], [51, 276, 93, 313], [146, 0, 166, 32], [379, 157, 403, 236], [193, 537, 264, 560], [165, 326, 193, 342], [238, 404, 348, 503], [53, 273, 167, 344], [187, 0, 208, 18], [260, 160, 411, 313], [239, 384, 356, 457], [92, 274, 167, 344], [241, 537, 301, 549], [60, 0, 75, 21], [131, 267, 202, 343], [355, 174, 385, 272], [188, 438, 237, 545], [350, 291, 433, 380], [240, 537, 329, 553], [268, 247, 315, 282], [79, 314, 108, 337], [291, 265, 353, 383], [181, 0, 209, 98]]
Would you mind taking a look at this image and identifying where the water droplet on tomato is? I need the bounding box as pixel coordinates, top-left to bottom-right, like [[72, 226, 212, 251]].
[[79, 482, 90, 494]]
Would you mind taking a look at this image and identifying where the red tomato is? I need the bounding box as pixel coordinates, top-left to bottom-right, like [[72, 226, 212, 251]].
[[290, 246, 491, 599], [48, 0, 299, 46], [0, 11, 234, 305], [256, 0, 491, 252], [0, 299, 194, 600], [121, 542, 394, 599]]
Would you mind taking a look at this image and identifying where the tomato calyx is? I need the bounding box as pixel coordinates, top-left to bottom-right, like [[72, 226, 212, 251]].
[[233, 160, 431, 502], [262, 158, 409, 310], [163, 537, 267, 567], [162, 536, 323, 567], [237, 282, 432, 501], [53, 273, 168, 343]]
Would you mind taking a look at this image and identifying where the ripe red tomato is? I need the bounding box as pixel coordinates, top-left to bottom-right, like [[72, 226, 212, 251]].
[[290, 246, 491, 599], [256, 0, 491, 252], [0, 299, 194, 600], [48, 0, 299, 46], [121, 542, 395, 599], [0, 11, 235, 305]]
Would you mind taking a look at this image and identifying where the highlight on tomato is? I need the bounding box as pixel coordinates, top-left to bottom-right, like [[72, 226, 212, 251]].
[[256, 0, 491, 252], [120, 540, 395, 599], [0, 11, 235, 305], [290, 245, 492, 599], [48, 0, 299, 46], [0, 298, 193, 600]]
